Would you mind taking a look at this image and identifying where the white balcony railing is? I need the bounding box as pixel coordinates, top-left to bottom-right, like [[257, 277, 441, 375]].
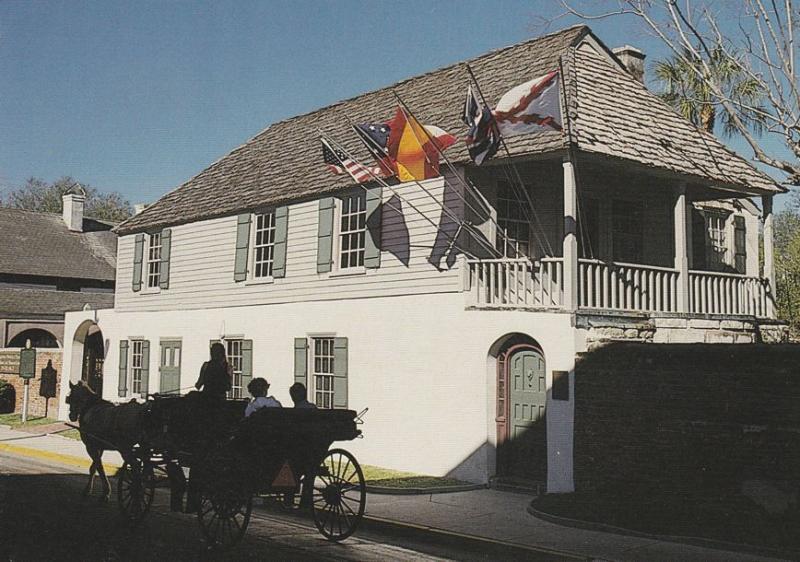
[[688, 270, 771, 317], [579, 259, 680, 313], [464, 257, 563, 308], [464, 256, 774, 318]]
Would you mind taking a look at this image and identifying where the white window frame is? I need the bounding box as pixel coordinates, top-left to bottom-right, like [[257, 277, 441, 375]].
[[249, 210, 277, 282], [309, 336, 336, 409], [145, 232, 162, 290], [225, 338, 244, 399], [332, 191, 367, 274], [130, 339, 145, 396], [705, 211, 730, 270]]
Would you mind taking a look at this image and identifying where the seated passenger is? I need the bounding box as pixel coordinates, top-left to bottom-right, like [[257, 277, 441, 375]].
[[289, 382, 317, 409], [244, 378, 282, 417]]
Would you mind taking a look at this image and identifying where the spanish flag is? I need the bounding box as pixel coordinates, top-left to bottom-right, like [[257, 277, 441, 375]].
[[386, 107, 456, 182]]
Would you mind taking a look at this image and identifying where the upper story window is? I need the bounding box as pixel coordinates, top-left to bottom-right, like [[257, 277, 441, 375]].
[[496, 180, 530, 258], [705, 212, 729, 270], [146, 233, 162, 288], [338, 192, 367, 269], [612, 199, 643, 263], [253, 211, 276, 278]]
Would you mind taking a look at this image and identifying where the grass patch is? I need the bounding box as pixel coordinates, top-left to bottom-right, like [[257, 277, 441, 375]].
[[0, 414, 57, 428], [532, 488, 800, 552], [57, 429, 82, 441], [362, 464, 470, 489]]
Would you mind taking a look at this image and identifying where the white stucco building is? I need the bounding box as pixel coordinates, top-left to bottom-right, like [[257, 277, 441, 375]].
[[59, 26, 785, 492]]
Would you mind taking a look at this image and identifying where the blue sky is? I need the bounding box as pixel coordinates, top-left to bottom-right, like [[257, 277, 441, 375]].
[[0, 1, 789, 209]]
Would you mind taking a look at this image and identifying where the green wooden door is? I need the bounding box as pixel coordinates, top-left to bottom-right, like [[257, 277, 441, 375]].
[[159, 340, 182, 394], [508, 348, 547, 481]]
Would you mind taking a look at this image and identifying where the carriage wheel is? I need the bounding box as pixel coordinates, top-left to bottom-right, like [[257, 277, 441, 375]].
[[197, 486, 252, 549], [311, 448, 366, 541], [117, 459, 155, 524], [196, 446, 253, 549]]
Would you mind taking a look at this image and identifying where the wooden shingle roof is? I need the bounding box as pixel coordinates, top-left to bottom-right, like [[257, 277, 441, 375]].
[[117, 25, 782, 235]]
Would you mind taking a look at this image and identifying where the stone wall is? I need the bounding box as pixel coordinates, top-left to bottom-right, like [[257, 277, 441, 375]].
[[0, 349, 62, 419], [573, 343, 800, 497]]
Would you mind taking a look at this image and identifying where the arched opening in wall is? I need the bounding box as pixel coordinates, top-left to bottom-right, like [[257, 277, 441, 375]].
[[70, 320, 105, 396], [8, 328, 60, 349], [489, 333, 547, 484]]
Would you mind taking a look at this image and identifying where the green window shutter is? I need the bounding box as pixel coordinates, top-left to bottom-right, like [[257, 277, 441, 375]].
[[734, 215, 746, 274], [234, 214, 252, 282], [317, 197, 335, 273], [364, 186, 382, 269], [132, 234, 145, 292], [159, 228, 172, 289], [332, 337, 348, 409], [140, 340, 150, 397], [241, 339, 253, 391], [118, 340, 129, 397], [272, 206, 289, 278], [294, 338, 308, 386]]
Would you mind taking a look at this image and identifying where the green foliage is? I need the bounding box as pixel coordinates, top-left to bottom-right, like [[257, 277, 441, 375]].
[[654, 45, 766, 136], [0, 380, 16, 415], [2, 176, 132, 222], [775, 197, 800, 335]]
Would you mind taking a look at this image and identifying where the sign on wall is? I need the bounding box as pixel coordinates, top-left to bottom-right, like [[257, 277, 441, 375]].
[[19, 348, 36, 380]]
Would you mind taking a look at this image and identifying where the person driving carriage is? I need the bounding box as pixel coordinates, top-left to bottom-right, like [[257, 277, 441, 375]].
[[195, 342, 232, 401]]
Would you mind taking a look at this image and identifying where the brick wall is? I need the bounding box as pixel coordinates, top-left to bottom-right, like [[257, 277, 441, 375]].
[[574, 343, 800, 493], [0, 349, 63, 419]]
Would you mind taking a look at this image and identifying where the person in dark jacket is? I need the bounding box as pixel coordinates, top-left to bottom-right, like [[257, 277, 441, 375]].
[[195, 342, 232, 400]]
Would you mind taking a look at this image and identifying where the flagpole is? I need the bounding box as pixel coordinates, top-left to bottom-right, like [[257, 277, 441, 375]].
[[318, 129, 480, 261], [390, 91, 529, 261], [463, 64, 556, 258], [342, 112, 502, 260]]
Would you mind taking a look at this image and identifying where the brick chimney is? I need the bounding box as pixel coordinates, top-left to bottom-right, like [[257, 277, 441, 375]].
[[613, 45, 646, 83], [62, 184, 86, 232]]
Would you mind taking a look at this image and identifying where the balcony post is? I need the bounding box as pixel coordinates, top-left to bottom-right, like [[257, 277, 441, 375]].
[[563, 157, 578, 310], [763, 194, 775, 317], [674, 183, 690, 312]]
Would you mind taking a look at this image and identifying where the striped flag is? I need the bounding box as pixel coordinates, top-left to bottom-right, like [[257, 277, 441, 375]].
[[321, 137, 383, 183]]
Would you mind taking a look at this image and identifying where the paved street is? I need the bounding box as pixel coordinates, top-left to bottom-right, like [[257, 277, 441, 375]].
[[0, 451, 459, 562]]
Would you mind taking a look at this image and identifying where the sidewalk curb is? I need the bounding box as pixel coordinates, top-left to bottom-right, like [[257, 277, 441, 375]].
[[359, 514, 589, 561], [0, 441, 121, 474], [527, 501, 798, 561], [366, 483, 486, 495]]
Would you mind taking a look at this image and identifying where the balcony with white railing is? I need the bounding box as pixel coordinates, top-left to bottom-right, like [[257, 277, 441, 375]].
[[463, 256, 775, 318]]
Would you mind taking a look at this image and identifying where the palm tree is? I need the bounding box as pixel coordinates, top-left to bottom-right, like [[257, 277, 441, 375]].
[[654, 45, 765, 136]]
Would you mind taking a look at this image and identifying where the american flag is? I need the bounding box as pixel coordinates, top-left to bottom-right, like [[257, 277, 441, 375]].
[[353, 123, 394, 176], [321, 137, 382, 183]]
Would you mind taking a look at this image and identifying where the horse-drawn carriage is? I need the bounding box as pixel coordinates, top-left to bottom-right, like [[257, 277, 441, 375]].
[[67, 383, 366, 549]]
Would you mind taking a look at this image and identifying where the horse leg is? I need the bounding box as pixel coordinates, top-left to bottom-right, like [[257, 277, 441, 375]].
[[95, 453, 111, 503], [83, 445, 98, 497]]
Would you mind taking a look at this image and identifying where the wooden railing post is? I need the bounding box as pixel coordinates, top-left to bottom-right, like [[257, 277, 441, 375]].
[[674, 183, 690, 313], [763, 194, 776, 318], [563, 157, 578, 311]]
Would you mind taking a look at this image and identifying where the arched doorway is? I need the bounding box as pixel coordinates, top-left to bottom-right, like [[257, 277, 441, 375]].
[[71, 320, 105, 395], [493, 334, 547, 483]]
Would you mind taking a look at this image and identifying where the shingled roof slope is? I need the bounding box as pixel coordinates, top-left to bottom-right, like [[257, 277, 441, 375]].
[[0, 286, 114, 318], [115, 26, 587, 235], [570, 47, 781, 193], [117, 25, 781, 235], [0, 208, 117, 281]]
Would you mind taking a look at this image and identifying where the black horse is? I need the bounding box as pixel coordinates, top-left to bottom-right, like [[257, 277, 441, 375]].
[[66, 381, 146, 502]]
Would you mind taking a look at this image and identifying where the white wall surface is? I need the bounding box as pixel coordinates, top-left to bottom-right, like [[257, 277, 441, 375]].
[[60, 294, 578, 489]]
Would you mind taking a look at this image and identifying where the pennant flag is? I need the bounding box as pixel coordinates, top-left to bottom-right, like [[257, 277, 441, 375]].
[[462, 85, 500, 165], [353, 123, 394, 176], [493, 70, 562, 137], [321, 137, 382, 183], [386, 107, 456, 182]]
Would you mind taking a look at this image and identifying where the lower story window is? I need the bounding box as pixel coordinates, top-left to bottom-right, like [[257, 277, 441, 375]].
[[312, 337, 335, 409], [131, 340, 144, 394], [226, 339, 244, 399]]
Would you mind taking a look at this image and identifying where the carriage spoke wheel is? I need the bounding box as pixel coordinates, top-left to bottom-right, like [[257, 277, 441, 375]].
[[312, 448, 366, 541], [197, 487, 252, 549], [117, 460, 155, 524]]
